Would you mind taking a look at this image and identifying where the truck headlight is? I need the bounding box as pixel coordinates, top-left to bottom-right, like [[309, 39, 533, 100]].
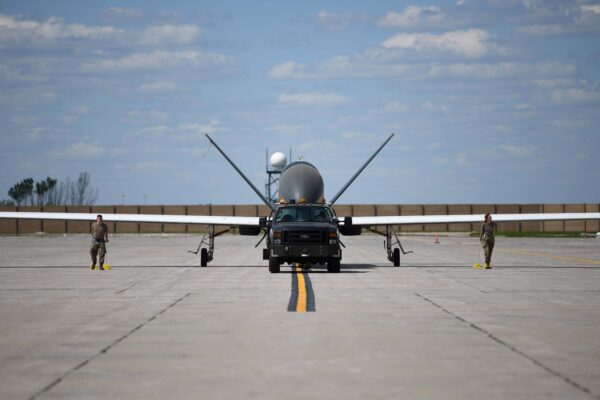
[[328, 230, 337, 244], [272, 230, 282, 245]]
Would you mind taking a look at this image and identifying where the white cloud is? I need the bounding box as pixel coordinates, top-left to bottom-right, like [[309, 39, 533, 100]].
[[133, 126, 168, 137], [378, 6, 445, 28], [70, 106, 90, 115], [270, 124, 306, 136], [178, 121, 219, 135], [51, 142, 104, 158], [277, 92, 349, 106], [518, 4, 600, 35], [139, 81, 177, 92], [25, 127, 48, 141], [129, 120, 219, 140], [141, 24, 201, 45], [121, 110, 168, 125], [381, 101, 409, 113], [515, 103, 535, 111], [132, 161, 170, 172], [268, 62, 302, 79], [315, 11, 369, 31], [427, 62, 576, 79], [581, 5, 600, 14], [498, 145, 533, 157], [382, 29, 493, 58], [82, 50, 229, 71], [99, 7, 143, 24], [268, 57, 417, 80], [0, 14, 123, 42], [549, 88, 600, 104], [0, 90, 57, 106]]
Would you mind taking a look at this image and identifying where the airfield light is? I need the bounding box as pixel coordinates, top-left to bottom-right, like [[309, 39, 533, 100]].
[[279, 197, 286, 204], [299, 197, 306, 204]]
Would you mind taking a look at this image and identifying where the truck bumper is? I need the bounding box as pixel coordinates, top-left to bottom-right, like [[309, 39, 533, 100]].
[[271, 244, 341, 262]]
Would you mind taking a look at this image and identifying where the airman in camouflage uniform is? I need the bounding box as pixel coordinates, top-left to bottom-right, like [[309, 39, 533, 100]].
[[90, 215, 109, 270], [479, 213, 495, 269]]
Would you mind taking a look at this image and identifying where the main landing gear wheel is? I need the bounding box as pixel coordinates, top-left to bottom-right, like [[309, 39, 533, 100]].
[[269, 257, 280, 273], [393, 248, 400, 267], [200, 248, 208, 267], [327, 258, 340, 273]]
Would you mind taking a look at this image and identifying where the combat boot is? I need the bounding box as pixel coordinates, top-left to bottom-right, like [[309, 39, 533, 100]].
[[484, 263, 492, 269], [91, 262, 96, 270]]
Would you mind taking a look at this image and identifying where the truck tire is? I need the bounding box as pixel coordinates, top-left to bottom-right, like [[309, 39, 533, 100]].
[[327, 258, 340, 273], [200, 248, 208, 267], [269, 257, 280, 273], [393, 248, 400, 267]]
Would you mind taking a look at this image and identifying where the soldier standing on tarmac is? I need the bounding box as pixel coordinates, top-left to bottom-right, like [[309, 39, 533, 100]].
[[479, 213, 495, 269], [90, 214, 109, 270]]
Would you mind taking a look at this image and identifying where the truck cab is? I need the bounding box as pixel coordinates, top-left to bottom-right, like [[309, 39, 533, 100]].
[[266, 204, 341, 273]]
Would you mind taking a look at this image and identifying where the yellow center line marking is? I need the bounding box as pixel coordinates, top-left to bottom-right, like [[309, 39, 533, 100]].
[[500, 249, 600, 265], [295, 264, 307, 313]]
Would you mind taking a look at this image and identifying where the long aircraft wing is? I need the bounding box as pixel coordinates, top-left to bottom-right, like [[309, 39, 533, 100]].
[[350, 212, 600, 226], [2, 211, 599, 228], [0, 212, 260, 226]]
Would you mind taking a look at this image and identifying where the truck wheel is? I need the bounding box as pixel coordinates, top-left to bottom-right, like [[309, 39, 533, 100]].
[[393, 248, 400, 267], [200, 248, 208, 267], [327, 258, 340, 273], [269, 257, 280, 273]]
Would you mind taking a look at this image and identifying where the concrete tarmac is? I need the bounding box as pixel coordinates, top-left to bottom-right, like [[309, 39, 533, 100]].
[[0, 234, 599, 400]]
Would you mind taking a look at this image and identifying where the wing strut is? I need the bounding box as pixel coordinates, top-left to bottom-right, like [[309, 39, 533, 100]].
[[329, 133, 394, 205], [206, 134, 275, 212]]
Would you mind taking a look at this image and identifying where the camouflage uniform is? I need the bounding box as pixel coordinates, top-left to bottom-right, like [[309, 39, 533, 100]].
[[90, 222, 108, 268], [480, 222, 495, 266]]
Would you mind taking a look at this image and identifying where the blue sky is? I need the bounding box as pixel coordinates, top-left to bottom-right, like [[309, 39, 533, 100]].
[[1, 0, 599, 205]]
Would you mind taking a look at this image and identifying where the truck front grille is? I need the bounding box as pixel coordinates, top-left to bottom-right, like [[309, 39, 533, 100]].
[[284, 230, 325, 245]]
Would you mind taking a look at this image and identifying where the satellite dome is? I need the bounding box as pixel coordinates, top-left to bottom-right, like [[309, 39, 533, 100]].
[[270, 152, 287, 169]]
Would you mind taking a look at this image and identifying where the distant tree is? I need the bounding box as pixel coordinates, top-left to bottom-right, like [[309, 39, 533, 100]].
[[35, 177, 58, 206], [8, 178, 34, 206], [74, 172, 98, 205], [61, 173, 98, 205], [0, 199, 15, 206], [6, 173, 98, 206]]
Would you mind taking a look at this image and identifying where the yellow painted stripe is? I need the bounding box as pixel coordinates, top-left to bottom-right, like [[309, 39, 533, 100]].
[[295, 264, 307, 313], [500, 249, 600, 265]]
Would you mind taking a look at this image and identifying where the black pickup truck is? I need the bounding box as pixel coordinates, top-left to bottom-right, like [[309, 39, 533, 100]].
[[265, 204, 341, 273]]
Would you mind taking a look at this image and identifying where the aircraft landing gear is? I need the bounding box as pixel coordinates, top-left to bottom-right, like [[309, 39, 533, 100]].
[[200, 248, 209, 267], [385, 225, 413, 267], [392, 248, 400, 267], [188, 225, 230, 267]]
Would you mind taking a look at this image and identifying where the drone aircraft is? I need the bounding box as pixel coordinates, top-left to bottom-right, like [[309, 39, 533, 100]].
[[1, 134, 599, 272]]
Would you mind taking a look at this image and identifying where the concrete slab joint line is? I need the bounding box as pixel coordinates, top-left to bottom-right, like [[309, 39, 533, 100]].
[[27, 293, 192, 400], [414, 293, 599, 400]]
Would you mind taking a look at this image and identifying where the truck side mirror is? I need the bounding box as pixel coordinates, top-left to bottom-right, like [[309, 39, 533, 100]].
[[259, 217, 267, 228]]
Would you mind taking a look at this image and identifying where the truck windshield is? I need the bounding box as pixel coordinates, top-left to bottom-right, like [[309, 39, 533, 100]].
[[275, 206, 333, 223]]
